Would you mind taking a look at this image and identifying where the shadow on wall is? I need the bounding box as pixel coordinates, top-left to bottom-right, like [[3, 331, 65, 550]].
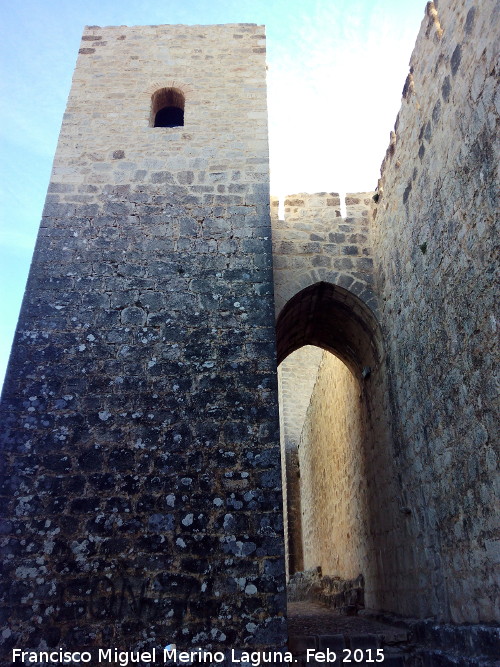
[[277, 281, 406, 613], [276, 281, 383, 375]]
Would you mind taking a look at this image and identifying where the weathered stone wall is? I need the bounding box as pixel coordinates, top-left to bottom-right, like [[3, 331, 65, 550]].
[[271, 188, 409, 611], [0, 24, 286, 657], [278, 347, 323, 452], [271, 192, 377, 317], [299, 353, 368, 578], [296, 351, 404, 612], [274, 0, 499, 628], [372, 0, 499, 623], [271, 190, 405, 612], [1, 2, 498, 659], [278, 346, 322, 577]]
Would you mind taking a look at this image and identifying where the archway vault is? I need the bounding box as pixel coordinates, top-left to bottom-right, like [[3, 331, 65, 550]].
[[276, 281, 383, 376], [276, 280, 399, 603]]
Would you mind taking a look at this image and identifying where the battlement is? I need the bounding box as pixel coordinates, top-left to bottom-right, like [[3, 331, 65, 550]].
[[271, 192, 376, 317], [0, 1, 498, 660]]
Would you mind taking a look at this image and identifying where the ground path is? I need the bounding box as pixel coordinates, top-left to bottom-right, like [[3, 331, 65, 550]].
[[287, 601, 409, 666], [286, 602, 499, 666]]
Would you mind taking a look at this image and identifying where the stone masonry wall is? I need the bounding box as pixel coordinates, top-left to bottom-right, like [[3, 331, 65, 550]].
[[278, 347, 323, 452], [0, 24, 286, 658], [2, 4, 498, 661], [296, 350, 405, 613], [298, 352, 368, 580], [271, 191, 405, 612], [372, 0, 499, 623], [278, 346, 323, 577], [271, 192, 377, 317]]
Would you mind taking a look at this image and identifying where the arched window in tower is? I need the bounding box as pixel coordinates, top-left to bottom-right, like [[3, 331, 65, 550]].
[[151, 87, 185, 127]]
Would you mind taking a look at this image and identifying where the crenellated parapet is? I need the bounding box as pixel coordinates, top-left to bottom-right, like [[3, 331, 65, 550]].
[[1, 2, 498, 659], [271, 192, 377, 318]]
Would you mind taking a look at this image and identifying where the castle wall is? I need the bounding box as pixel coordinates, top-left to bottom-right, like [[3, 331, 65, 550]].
[[278, 347, 323, 454], [298, 352, 368, 580], [278, 346, 323, 577], [0, 24, 286, 655], [271, 192, 377, 317], [1, 1, 498, 657], [272, 191, 404, 612], [296, 347, 406, 613], [372, 0, 499, 623]]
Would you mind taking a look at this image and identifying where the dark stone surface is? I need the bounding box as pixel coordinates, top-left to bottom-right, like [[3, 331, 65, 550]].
[[0, 27, 286, 658], [450, 44, 462, 76]]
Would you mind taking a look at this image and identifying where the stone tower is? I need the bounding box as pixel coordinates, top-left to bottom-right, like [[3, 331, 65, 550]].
[[1, 24, 286, 657], [2, 2, 499, 663]]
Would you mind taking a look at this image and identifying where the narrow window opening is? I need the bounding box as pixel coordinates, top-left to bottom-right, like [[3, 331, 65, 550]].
[[151, 87, 185, 128], [155, 106, 184, 128]]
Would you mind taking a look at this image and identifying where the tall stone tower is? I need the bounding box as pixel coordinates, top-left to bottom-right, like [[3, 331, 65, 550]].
[[1, 24, 286, 657]]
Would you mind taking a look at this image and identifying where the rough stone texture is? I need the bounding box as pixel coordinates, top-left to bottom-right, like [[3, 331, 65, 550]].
[[278, 346, 322, 577], [275, 0, 499, 630], [0, 24, 286, 657], [278, 347, 323, 452], [296, 351, 403, 613], [287, 569, 364, 613], [274, 274, 399, 614], [288, 604, 500, 666], [371, 0, 499, 624], [299, 354, 368, 579], [271, 192, 377, 318], [1, 0, 499, 660]]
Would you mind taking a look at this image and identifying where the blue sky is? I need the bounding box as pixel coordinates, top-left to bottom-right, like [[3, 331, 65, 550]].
[[0, 0, 426, 389]]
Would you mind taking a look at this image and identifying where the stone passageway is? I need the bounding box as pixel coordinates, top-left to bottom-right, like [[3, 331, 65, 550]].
[[286, 602, 500, 666], [1, 0, 498, 660], [287, 601, 410, 666]]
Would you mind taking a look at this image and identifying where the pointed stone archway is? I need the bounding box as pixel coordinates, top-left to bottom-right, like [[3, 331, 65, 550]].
[[276, 281, 405, 612]]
